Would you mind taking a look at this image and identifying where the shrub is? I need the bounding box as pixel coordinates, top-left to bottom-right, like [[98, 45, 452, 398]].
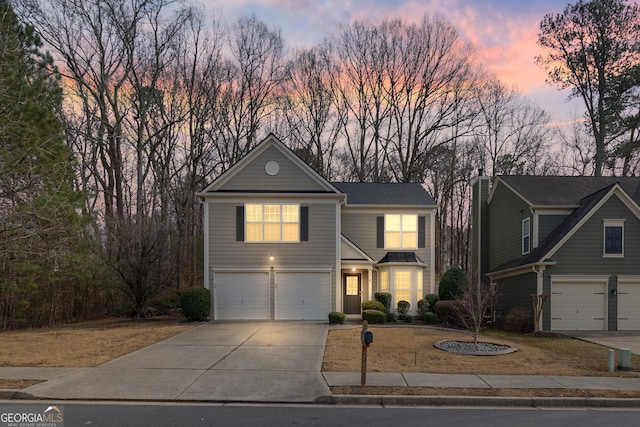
[[403, 314, 414, 323], [328, 311, 346, 324], [362, 300, 385, 312], [385, 312, 397, 322], [417, 299, 427, 317], [438, 267, 468, 301], [425, 294, 440, 313], [504, 307, 533, 333], [435, 300, 458, 325], [397, 300, 410, 318], [362, 309, 385, 324], [149, 294, 180, 316], [180, 287, 211, 321], [374, 292, 392, 313], [423, 312, 437, 324]]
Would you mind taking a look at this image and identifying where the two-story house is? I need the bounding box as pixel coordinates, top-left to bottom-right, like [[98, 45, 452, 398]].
[[472, 173, 640, 331], [198, 134, 437, 320]]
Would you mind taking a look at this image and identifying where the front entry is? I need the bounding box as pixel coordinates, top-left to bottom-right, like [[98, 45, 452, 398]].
[[343, 273, 361, 314]]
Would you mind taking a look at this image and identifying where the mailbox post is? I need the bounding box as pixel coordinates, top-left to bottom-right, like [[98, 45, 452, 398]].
[[360, 320, 373, 386]]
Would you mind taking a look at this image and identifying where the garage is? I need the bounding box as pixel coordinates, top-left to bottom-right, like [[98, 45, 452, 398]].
[[618, 277, 640, 330], [214, 271, 270, 320], [551, 277, 607, 330], [275, 271, 331, 320]]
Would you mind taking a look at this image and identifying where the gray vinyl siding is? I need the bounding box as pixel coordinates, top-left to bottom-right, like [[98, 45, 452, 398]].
[[494, 272, 536, 328], [208, 200, 338, 311], [538, 215, 568, 244], [488, 183, 531, 270], [218, 146, 328, 192], [546, 195, 640, 275]]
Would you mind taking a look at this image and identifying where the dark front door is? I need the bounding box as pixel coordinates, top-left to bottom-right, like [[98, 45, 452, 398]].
[[343, 273, 361, 314]]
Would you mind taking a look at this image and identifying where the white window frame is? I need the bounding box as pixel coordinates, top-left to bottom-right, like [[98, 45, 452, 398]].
[[384, 214, 418, 249], [522, 217, 531, 255], [603, 219, 625, 258], [245, 203, 300, 243]]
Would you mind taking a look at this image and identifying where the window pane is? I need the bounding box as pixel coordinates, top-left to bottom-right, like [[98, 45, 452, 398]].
[[380, 271, 389, 292], [246, 204, 262, 222], [346, 276, 359, 295], [402, 232, 417, 248], [386, 214, 401, 231], [282, 205, 299, 222], [386, 232, 401, 248], [264, 204, 280, 222], [282, 223, 299, 241], [605, 226, 622, 253], [417, 270, 423, 301], [264, 223, 281, 241], [402, 215, 417, 231], [246, 223, 262, 242]]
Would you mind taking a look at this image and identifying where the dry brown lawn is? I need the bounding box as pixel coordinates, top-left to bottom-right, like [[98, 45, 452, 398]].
[[323, 326, 640, 376]]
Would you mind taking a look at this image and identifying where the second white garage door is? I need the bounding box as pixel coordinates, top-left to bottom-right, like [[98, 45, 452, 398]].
[[551, 277, 607, 330], [214, 271, 270, 320], [276, 271, 330, 320], [618, 277, 640, 330]]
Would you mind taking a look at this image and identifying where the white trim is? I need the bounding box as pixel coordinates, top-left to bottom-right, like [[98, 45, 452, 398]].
[[522, 217, 531, 255], [336, 202, 342, 313], [383, 213, 419, 250], [550, 275, 609, 331], [244, 202, 300, 243], [550, 275, 610, 283]]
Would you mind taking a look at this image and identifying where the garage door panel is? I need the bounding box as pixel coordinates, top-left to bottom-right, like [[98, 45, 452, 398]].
[[215, 272, 270, 320], [618, 278, 640, 330], [276, 272, 330, 320], [551, 280, 606, 331]]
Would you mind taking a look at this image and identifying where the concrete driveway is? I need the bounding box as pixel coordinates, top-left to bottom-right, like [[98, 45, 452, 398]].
[[561, 331, 640, 356], [24, 322, 331, 403]]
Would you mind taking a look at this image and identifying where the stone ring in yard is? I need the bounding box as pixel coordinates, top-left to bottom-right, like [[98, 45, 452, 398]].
[[434, 340, 518, 356]]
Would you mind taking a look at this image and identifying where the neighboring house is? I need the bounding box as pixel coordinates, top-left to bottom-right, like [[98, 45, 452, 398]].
[[472, 173, 640, 331], [197, 134, 437, 320]]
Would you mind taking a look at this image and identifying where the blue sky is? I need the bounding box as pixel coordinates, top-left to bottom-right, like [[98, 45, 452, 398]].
[[199, 0, 581, 124]]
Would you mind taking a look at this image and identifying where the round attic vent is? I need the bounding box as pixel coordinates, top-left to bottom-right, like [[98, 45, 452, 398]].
[[265, 161, 280, 176]]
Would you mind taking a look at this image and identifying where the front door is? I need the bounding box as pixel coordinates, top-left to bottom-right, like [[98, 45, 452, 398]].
[[343, 273, 361, 314]]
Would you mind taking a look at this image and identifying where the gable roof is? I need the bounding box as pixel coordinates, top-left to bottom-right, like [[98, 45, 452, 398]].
[[491, 182, 640, 274], [199, 134, 341, 195], [493, 175, 640, 206], [332, 182, 436, 206]]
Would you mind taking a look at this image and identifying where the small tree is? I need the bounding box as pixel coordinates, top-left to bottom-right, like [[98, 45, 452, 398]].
[[454, 282, 496, 347]]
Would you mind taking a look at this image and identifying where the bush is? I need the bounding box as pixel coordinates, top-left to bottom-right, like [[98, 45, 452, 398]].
[[435, 300, 458, 325], [374, 292, 392, 313], [149, 294, 180, 316], [425, 294, 439, 313], [397, 300, 410, 318], [362, 309, 386, 324], [362, 300, 385, 312], [504, 307, 532, 333], [328, 311, 346, 324], [439, 267, 467, 301], [385, 312, 397, 322], [417, 299, 427, 317], [423, 312, 437, 324], [180, 287, 211, 321], [403, 314, 414, 323]]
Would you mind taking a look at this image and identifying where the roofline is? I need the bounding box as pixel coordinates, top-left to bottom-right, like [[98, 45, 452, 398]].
[[341, 234, 375, 263], [197, 192, 346, 201], [340, 204, 437, 209], [487, 261, 556, 280], [487, 177, 532, 206]]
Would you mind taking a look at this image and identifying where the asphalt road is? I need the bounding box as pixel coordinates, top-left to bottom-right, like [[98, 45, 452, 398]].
[[3, 401, 640, 427]]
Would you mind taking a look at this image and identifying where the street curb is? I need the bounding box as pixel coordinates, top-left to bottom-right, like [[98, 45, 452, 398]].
[[319, 394, 640, 408]]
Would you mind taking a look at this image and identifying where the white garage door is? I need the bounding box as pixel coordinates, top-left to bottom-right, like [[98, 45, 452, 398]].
[[551, 277, 607, 330], [275, 271, 330, 320], [618, 277, 640, 330], [214, 272, 270, 320]]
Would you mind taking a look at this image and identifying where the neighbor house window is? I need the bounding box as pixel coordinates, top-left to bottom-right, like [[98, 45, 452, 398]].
[[603, 219, 624, 257], [380, 271, 389, 293], [395, 271, 411, 303], [385, 214, 417, 249], [245, 203, 299, 242], [522, 217, 530, 255]]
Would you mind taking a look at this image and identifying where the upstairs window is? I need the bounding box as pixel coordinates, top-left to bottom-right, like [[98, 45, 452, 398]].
[[245, 204, 299, 242], [385, 214, 417, 249], [603, 219, 624, 257], [522, 217, 530, 255]]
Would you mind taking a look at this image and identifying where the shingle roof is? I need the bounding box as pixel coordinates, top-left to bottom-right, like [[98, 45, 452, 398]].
[[378, 251, 424, 264], [498, 176, 640, 205], [332, 182, 436, 206]]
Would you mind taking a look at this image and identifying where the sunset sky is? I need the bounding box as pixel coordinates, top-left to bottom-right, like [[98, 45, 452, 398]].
[[201, 0, 583, 125]]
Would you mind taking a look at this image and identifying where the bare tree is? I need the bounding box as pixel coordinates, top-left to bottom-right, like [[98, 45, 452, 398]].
[[455, 281, 497, 346]]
